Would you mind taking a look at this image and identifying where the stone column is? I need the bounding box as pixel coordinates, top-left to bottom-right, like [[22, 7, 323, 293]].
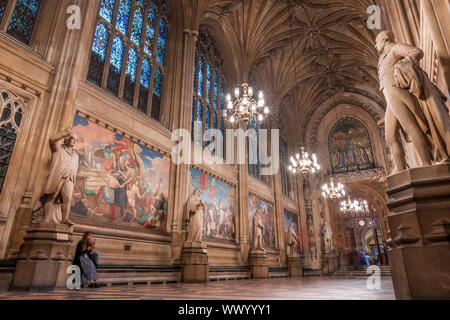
[[11, 223, 73, 290], [386, 164, 450, 299]]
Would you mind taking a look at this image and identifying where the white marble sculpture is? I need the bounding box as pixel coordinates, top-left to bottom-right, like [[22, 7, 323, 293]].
[[36, 127, 79, 225], [252, 209, 265, 252], [287, 222, 299, 256], [376, 30, 450, 173], [185, 188, 205, 242], [321, 221, 333, 251]]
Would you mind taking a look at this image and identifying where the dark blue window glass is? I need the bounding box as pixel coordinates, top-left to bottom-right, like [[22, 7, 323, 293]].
[[106, 36, 125, 95], [198, 56, 204, 97], [0, 0, 7, 24], [7, 0, 42, 45]]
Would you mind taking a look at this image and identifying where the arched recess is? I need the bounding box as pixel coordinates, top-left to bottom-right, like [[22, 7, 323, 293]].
[[0, 84, 39, 259], [312, 104, 387, 175]]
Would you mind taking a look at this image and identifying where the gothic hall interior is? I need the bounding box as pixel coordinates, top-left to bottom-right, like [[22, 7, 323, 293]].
[[0, 0, 449, 300]]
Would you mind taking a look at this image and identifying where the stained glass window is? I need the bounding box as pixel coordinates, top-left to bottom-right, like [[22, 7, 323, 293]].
[[144, 7, 156, 56], [92, 23, 109, 61], [280, 121, 291, 195], [87, 23, 110, 86], [100, 0, 115, 23], [130, 0, 144, 45], [247, 86, 265, 181], [106, 36, 124, 95], [0, 90, 24, 196], [6, 0, 42, 45], [123, 47, 138, 104], [192, 27, 226, 153], [156, 18, 167, 66], [87, 0, 168, 122], [116, 0, 131, 35]]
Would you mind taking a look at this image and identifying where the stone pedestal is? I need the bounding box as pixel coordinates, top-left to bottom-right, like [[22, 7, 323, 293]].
[[321, 249, 337, 275], [181, 241, 209, 283], [386, 164, 450, 299], [287, 254, 303, 277], [11, 222, 74, 290], [249, 249, 268, 279]]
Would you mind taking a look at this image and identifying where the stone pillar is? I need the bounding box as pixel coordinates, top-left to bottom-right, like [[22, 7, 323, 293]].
[[249, 249, 268, 279], [287, 254, 303, 277], [11, 223, 73, 290], [386, 164, 450, 299], [181, 241, 209, 283]]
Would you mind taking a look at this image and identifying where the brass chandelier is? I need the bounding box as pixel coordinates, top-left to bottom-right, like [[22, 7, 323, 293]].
[[340, 197, 368, 214], [288, 147, 320, 175], [322, 178, 345, 199], [224, 83, 269, 125]]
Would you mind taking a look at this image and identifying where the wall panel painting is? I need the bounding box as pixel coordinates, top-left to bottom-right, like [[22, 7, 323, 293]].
[[329, 117, 375, 174], [248, 195, 275, 248], [189, 167, 236, 240], [70, 115, 170, 233], [284, 209, 301, 254]]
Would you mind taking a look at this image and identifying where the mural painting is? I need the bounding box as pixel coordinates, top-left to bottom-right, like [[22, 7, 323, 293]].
[[328, 117, 375, 174], [284, 209, 301, 254], [248, 195, 275, 248], [189, 168, 236, 240], [70, 115, 170, 232]]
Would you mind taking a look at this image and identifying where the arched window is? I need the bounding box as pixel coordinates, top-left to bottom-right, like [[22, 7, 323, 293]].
[[0, 0, 42, 45], [0, 89, 24, 195], [247, 118, 265, 181], [87, 0, 169, 121], [280, 135, 291, 196], [192, 27, 226, 154]]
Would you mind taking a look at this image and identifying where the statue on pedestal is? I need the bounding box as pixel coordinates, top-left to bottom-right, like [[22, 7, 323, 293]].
[[321, 220, 333, 251], [376, 30, 450, 173], [252, 209, 265, 252], [34, 127, 79, 225], [185, 188, 205, 243], [287, 222, 299, 256]]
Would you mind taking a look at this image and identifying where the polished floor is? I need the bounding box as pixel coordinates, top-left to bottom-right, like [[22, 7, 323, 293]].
[[0, 277, 395, 300]]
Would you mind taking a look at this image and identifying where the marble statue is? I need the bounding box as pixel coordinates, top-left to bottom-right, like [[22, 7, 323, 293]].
[[35, 127, 79, 225], [307, 213, 314, 236], [321, 220, 333, 250], [376, 30, 450, 173], [287, 222, 299, 256], [185, 188, 205, 242], [252, 209, 265, 251]]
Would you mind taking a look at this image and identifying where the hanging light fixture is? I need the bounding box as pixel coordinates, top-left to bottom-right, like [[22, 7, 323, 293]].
[[223, 2, 269, 126], [322, 178, 345, 199], [340, 197, 368, 214], [223, 83, 269, 125], [285, 0, 320, 176], [288, 147, 320, 175]]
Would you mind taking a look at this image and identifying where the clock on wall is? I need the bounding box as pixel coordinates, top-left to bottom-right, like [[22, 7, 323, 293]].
[[358, 219, 366, 227]]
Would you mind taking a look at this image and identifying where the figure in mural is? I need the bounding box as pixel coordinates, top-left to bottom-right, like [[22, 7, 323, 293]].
[[345, 135, 356, 165], [185, 188, 205, 242], [335, 147, 346, 169], [356, 142, 370, 165], [321, 220, 333, 251], [34, 127, 79, 225], [252, 209, 265, 251], [287, 222, 300, 256], [376, 30, 450, 173]]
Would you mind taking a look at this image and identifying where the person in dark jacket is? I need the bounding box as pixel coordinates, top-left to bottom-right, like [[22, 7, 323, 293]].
[[73, 231, 99, 288]]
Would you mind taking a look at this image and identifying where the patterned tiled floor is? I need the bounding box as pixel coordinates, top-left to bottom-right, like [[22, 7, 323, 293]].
[[0, 277, 395, 300]]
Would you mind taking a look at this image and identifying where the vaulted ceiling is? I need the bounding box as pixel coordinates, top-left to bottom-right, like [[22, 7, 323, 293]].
[[198, 0, 387, 143]]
